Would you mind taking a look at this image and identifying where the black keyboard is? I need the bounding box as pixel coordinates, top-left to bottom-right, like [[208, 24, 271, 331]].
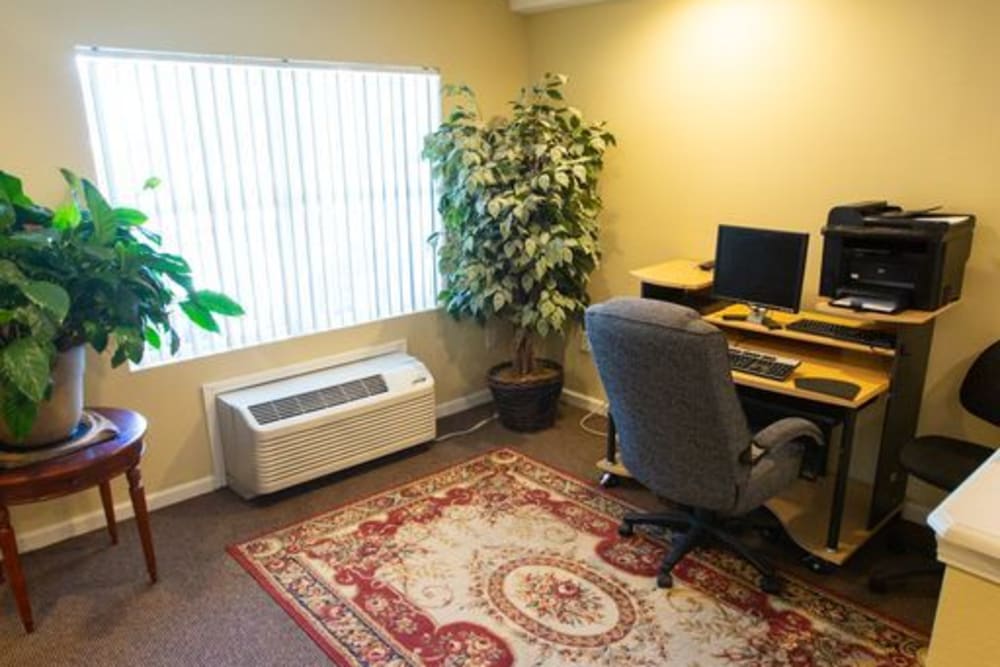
[[728, 347, 800, 381], [786, 319, 896, 349]]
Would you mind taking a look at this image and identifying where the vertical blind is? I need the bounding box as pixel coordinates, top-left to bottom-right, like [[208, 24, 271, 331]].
[[75, 48, 442, 366]]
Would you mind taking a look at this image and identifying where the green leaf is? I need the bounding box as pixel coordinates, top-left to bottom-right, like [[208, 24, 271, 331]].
[[52, 200, 82, 230], [81, 244, 116, 262], [144, 326, 162, 349], [134, 225, 163, 246], [0, 339, 52, 402], [84, 321, 109, 353], [20, 280, 70, 321], [0, 259, 27, 287], [180, 300, 220, 332], [112, 327, 146, 365], [169, 329, 181, 355], [60, 168, 82, 194], [0, 172, 34, 207], [60, 168, 85, 210], [147, 253, 191, 275], [143, 176, 161, 190], [194, 290, 244, 316], [9, 229, 56, 247], [16, 306, 57, 339], [1, 391, 39, 441], [82, 179, 117, 244], [112, 207, 148, 226], [0, 187, 13, 231]]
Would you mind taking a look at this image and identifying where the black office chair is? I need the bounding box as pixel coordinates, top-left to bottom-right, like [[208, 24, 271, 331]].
[[869, 339, 999, 593]]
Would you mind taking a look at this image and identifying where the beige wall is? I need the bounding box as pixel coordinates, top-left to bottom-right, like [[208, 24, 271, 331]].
[[6, 0, 999, 538], [2, 0, 529, 536], [527, 0, 1000, 507]]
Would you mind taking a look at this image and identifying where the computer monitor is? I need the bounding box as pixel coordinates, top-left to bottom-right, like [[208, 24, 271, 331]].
[[712, 224, 809, 327]]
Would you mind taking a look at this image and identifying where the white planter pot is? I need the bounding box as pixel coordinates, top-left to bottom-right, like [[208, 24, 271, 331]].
[[0, 346, 85, 447]]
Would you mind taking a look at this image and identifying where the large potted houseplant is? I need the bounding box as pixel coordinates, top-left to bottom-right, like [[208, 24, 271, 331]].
[[0, 169, 243, 446], [424, 74, 615, 431]]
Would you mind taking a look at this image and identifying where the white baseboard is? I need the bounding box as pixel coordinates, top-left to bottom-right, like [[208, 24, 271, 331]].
[[561, 387, 607, 415], [11, 387, 496, 555], [14, 475, 216, 555], [436, 389, 492, 418]]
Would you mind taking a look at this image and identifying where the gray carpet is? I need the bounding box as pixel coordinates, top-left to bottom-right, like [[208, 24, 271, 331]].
[[0, 404, 938, 665]]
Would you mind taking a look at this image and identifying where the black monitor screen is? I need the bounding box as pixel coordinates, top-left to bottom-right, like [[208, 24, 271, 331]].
[[712, 225, 809, 313]]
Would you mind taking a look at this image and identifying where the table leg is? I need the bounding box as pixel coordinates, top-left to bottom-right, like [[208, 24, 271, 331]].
[[126, 466, 158, 583], [99, 481, 118, 545], [0, 505, 34, 633]]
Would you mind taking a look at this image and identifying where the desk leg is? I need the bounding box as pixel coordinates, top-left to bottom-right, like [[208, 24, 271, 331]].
[[99, 481, 118, 545], [126, 466, 158, 584], [826, 410, 857, 552], [0, 505, 33, 633]]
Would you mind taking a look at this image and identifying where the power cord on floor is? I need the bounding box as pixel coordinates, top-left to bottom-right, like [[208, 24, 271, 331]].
[[579, 403, 610, 438], [435, 413, 499, 442]]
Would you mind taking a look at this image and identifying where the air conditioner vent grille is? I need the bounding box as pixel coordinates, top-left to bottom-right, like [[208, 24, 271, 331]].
[[248, 374, 388, 425]]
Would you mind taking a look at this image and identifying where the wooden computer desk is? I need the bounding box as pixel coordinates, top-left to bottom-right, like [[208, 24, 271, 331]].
[[599, 259, 957, 569]]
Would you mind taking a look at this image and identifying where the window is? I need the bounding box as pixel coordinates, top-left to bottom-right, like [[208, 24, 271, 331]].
[[76, 48, 442, 365]]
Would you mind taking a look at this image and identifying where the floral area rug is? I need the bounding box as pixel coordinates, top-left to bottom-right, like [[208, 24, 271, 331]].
[[228, 449, 927, 666]]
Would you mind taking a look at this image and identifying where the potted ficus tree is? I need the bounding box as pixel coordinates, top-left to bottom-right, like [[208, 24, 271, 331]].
[[424, 73, 615, 431], [0, 169, 243, 446]]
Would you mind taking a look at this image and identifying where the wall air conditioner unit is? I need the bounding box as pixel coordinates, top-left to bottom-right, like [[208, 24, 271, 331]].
[[216, 352, 435, 498]]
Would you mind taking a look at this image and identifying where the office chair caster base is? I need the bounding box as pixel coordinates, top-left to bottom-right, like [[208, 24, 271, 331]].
[[656, 571, 673, 588], [599, 472, 620, 488], [759, 575, 782, 595], [618, 522, 635, 537], [802, 554, 836, 575]]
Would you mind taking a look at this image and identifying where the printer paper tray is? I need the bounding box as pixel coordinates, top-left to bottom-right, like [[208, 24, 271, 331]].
[[830, 295, 904, 314]]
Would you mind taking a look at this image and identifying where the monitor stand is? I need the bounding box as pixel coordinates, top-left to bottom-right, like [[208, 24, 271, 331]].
[[723, 304, 782, 330]]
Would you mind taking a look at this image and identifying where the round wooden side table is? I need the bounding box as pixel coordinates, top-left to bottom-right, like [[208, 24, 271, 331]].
[[0, 408, 156, 633]]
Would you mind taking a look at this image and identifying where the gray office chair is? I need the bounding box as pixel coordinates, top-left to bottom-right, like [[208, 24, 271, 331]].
[[585, 298, 823, 593]]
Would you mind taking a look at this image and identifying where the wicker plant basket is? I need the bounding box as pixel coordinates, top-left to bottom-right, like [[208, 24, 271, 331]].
[[487, 359, 564, 432]]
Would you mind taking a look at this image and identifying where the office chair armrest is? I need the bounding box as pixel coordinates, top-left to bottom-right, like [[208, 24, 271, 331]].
[[753, 417, 824, 449], [744, 417, 824, 465]]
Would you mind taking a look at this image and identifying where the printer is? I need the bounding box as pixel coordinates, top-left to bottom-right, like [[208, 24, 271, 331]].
[[819, 201, 975, 314]]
